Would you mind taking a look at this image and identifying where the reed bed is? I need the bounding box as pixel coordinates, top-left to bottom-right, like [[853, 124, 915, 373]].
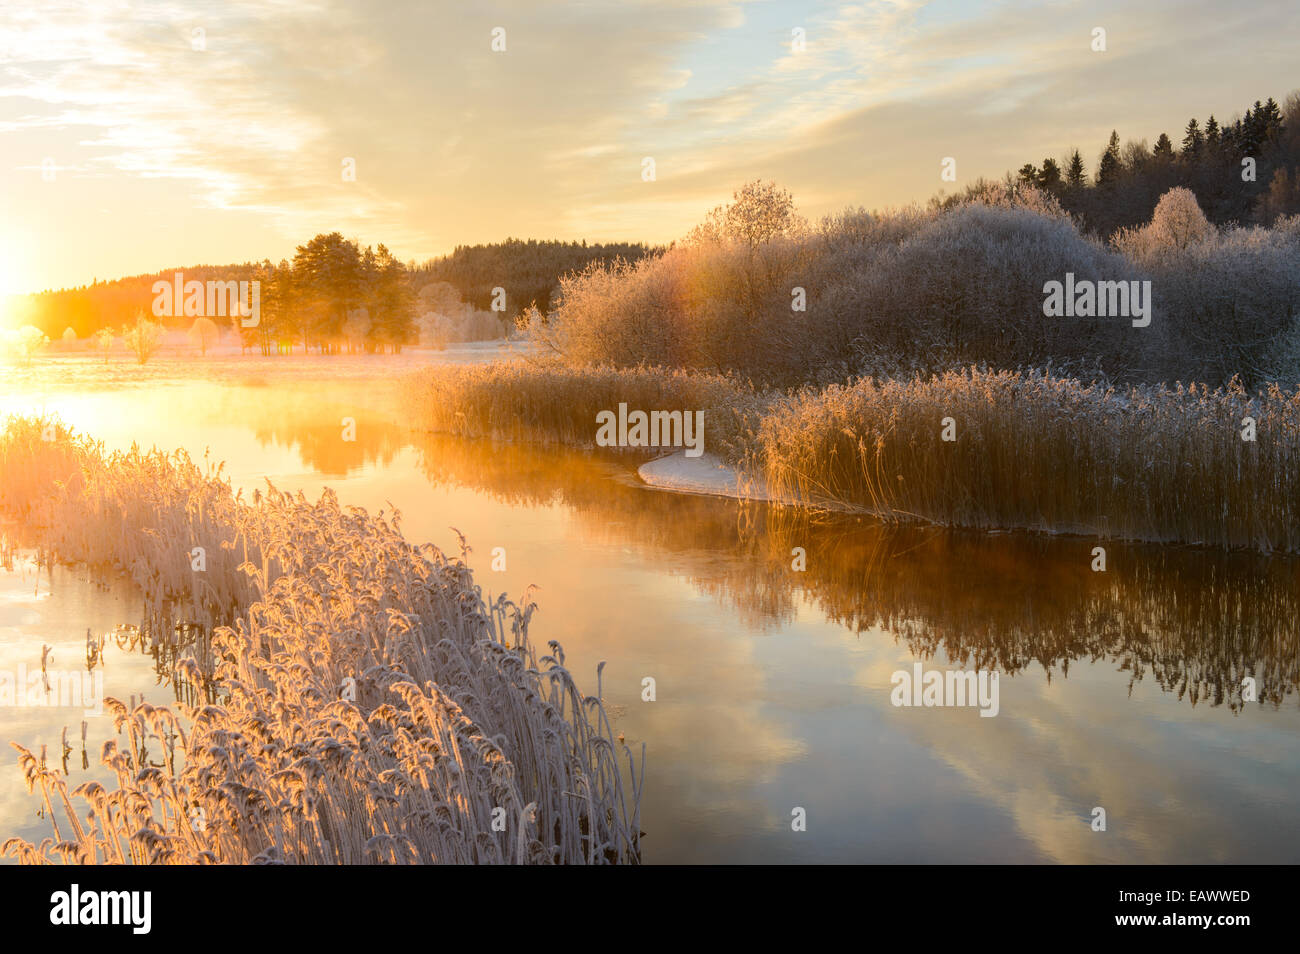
[[403, 358, 765, 461], [403, 359, 1300, 551], [755, 367, 1300, 552], [0, 415, 643, 864]]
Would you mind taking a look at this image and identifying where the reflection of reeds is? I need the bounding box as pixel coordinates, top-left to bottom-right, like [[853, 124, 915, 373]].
[[0, 416, 643, 864], [407, 428, 1300, 710], [766, 521, 1300, 711]]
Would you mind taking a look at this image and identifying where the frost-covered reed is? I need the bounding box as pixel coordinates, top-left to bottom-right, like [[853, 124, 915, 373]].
[[405, 361, 1300, 551], [0, 416, 643, 864], [404, 358, 764, 461], [755, 368, 1300, 552]]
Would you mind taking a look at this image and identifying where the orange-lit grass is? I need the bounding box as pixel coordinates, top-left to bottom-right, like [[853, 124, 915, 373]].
[[0, 416, 643, 864], [406, 360, 1300, 551], [403, 358, 765, 460], [756, 368, 1300, 551]]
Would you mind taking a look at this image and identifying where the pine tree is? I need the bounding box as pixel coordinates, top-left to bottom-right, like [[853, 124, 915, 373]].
[[1241, 102, 1265, 155], [1204, 115, 1221, 150], [1039, 157, 1062, 190], [1097, 130, 1122, 185], [1017, 162, 1040, 187], [1261, 97, 1283, 140], [1153, 132, 1174, 160], [1065, 150, 1087, 187], [1181, 118, 1204, 159], [1225, 116, 1244, 155]]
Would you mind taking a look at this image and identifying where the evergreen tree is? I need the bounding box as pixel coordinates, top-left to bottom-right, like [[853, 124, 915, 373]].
[[1153, 132, 1174, 159], [1261, 97, 1283, 140], [1097, 130, 1122, 185], [1204, 115, 1221, 150], [1017, 162, 1040, 187], [1038, 157, 1062, 190], [1223, 117, 1242, 154], [1241, 102, 1265, 155], [366, 244, 416, 352], [1065, 149, 1087, 187], [292, 232, 367, 351], [1181, 118, 1204, 159]]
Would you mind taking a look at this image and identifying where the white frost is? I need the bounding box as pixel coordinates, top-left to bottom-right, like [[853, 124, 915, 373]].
[[637, 451, 777, 501]]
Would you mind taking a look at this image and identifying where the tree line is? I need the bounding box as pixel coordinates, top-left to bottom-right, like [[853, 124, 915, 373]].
[[412, 238, 660, 319], [15, 235, 660, 352], [942, 92, 1300, 237]]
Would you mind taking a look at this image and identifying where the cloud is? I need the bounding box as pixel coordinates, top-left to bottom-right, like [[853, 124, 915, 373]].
[[0, 0, 1296, 290]]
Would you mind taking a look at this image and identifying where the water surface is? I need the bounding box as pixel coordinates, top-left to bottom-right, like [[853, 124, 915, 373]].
[[2, 353, 1298, 863]]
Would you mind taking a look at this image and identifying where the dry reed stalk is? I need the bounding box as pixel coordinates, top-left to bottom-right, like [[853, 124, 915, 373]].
[[754, 368, 1300, 552]]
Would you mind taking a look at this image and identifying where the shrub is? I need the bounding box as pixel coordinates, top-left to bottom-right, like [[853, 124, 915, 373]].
[[813, 202, 1159, 379], [1117, 191, 1300, 386], [537, 183, 1174, 385]]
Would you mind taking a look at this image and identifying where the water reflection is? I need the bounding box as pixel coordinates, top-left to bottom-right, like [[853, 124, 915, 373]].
[[394, 429, 1300, 713], [206, 382, 1300, 714], [5, 375, 1299, 863]]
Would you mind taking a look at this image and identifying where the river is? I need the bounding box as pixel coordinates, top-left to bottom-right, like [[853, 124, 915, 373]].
[[2, 348, 1298, 862]]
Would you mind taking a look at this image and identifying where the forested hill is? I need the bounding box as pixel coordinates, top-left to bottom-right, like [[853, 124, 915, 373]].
[[10, 264, 263, 339], [13, 238, 661, 339], [949, 92, 1300, 236], [411, 238, 660, 316]]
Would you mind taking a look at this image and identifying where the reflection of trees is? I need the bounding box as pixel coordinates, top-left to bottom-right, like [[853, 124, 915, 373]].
[[204, 384, 408, 477], [409, 430, 1300, 712], [250, 410, 404, 477]]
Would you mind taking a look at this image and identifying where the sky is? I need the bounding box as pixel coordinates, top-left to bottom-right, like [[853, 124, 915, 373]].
[[0, 0, 1297, 295]]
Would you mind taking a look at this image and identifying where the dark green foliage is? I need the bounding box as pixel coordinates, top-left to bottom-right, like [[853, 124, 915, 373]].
[[410, 238, 660, 320], [1006, 91, 1297, 236]]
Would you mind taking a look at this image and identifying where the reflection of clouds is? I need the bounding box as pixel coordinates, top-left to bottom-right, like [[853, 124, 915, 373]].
[[855, 649, 1300, 863], [461, 546, 812, 863]]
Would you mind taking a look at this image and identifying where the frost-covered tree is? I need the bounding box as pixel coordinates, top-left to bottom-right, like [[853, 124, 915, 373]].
[[124, 313, 164, 365], [187, 316, 219, 356], [7, 325, 49, 365], [94, 327, 115, 363], [694, 180, 803, 246]]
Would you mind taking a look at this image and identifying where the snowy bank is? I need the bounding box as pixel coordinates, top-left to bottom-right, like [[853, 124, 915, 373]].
[[637, 451, 778, 501]]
